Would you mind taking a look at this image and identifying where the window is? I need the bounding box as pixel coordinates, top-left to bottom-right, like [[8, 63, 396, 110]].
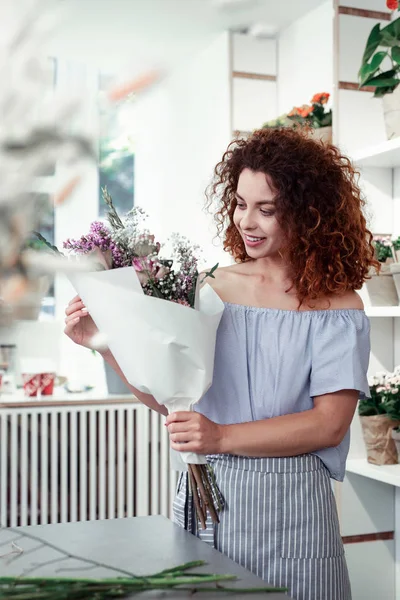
[[98, 74, 134, 217]]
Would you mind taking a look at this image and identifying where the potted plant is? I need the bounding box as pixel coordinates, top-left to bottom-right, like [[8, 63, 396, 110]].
[[286, 92, 332, 143], [358, 0, 400, 139], [365, 236, 399, 305], [359, 368, 400, 464], [262, 93, 332, 143]]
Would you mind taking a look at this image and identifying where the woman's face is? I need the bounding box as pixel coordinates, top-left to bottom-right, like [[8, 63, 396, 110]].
[[233, 169, 286, 260]]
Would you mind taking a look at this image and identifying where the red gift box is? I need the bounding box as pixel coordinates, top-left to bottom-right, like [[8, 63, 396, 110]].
[[22, 374, 42, 397]]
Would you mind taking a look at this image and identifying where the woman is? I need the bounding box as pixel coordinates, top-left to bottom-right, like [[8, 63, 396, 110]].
[[65, 128, 378, 600]]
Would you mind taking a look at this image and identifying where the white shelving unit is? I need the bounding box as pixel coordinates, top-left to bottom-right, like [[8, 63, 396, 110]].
[[334, 6, 400, 595], [365, 306, 400, 318], [346, 459, 400, 488], [353, 138, 400, 169]]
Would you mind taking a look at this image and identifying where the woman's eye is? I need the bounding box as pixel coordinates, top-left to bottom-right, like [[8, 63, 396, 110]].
[[261, 210, 275, 217], [236, 203, 246, 210]]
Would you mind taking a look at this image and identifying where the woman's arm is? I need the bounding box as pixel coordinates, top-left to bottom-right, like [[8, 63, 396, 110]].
[[166, 390, 359, 456], [101, 349, 167, 416]]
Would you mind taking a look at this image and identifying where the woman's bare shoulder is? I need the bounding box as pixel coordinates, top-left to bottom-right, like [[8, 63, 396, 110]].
[[199, 263, 244, 294], [325, 290, 364, 310]]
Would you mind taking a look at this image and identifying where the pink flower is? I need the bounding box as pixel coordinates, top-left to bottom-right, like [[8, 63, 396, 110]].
[[155, 265, 170, 280], [132, 256, 152, 285]]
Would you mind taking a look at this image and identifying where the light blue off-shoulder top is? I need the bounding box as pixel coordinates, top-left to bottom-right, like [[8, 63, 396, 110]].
[[195, 303, 371, 481]]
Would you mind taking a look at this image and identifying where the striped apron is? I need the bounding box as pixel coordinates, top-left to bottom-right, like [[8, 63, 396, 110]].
[[173, 454, 351, 600]]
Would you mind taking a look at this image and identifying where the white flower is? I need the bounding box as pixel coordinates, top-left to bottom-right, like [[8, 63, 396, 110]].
[[392, 388, 399, 394]]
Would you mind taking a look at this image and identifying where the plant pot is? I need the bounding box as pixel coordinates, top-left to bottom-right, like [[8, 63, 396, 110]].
[[104, 360, 131, 394], [360, 415, 400, 465], [392, 428, 400, 463], [309, 126, 332, 144], [364, 264, 399, 306], [382, 85, 400, 140]]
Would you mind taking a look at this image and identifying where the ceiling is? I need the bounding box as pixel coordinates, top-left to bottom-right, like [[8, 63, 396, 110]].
[[43, 0, 325, 72]]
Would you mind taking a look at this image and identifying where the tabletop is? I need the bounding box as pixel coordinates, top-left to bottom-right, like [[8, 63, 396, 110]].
[[0, 515, 291, 598]]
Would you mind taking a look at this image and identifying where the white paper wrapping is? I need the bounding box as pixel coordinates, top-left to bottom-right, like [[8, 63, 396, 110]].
[[69, 266, 224, 470]]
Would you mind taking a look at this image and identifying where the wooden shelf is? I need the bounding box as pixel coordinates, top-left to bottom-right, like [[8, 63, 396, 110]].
[[365, 306, 400, 317], [346, 458, 400, 488], [353, 137, 400, 168]]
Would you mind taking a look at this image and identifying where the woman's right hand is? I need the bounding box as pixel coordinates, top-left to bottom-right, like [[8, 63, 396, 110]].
[[64, 295, 99, 349]]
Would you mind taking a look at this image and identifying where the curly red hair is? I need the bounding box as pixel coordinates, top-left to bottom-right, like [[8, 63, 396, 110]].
[[206, 127, 379, 304]]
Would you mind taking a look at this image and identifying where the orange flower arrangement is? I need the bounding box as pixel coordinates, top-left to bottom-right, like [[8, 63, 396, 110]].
[[311, 92, 329, 104], [287, 92, 332, 128]]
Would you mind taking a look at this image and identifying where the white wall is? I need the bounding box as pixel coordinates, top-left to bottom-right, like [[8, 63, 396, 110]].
[[232, 33, 277, 132], [133, 32, 233, 269], [337, 3, 388, 154], [277, 1, 333, 114]]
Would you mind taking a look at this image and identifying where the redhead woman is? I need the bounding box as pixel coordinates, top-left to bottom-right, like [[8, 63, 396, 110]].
[[65, 128, 377, 600]]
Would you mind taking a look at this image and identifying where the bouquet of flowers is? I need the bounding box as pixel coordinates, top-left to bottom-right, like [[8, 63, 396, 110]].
[[63, 188, 224, 528]]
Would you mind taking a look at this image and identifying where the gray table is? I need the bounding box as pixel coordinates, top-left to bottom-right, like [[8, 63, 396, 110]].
[[0, 515, 291, 598]]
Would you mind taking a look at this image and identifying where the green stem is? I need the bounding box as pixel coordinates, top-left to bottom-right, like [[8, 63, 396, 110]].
[[0, 574, 236, 587]]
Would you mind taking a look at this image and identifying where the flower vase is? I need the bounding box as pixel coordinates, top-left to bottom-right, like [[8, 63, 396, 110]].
[[360, 414, 400, 465], [382, 86, 400, 140], [392, 428, 400, 463]]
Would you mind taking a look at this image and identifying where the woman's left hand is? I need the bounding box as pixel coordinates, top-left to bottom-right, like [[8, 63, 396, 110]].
[[166, 411, 224, 454]]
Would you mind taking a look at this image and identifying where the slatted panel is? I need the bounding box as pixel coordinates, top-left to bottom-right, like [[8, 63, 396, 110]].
[[0, 405, 177, 527]]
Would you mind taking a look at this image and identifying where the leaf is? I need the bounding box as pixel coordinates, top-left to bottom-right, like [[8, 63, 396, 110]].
[[201, 263, 219, 282], [392, 46, 400, 65], [361, 23, 382, 64], [365, 69, 399, 87], [380, 17, 400, 47], [373, 85, 396, 97], [359, 51, 387, 85], [32, 232, 62, 255]]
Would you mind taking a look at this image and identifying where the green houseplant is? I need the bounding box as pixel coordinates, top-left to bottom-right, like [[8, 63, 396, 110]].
[[358, 0, 400, 138], [359, 368, 400, 464]]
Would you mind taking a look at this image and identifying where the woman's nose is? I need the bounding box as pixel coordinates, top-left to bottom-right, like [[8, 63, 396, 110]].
[[240, 210, 257, 230]]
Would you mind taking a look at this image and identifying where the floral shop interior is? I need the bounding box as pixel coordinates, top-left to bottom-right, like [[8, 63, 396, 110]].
[[2, 0, 400, 598]]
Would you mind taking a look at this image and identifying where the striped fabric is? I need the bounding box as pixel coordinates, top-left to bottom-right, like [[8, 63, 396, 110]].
[[173, 454, 351, 600]]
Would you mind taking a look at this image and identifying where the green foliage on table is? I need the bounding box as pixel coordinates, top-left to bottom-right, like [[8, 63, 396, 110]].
[[0, 561, 288, 598], [358, 8, 400, 97]]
